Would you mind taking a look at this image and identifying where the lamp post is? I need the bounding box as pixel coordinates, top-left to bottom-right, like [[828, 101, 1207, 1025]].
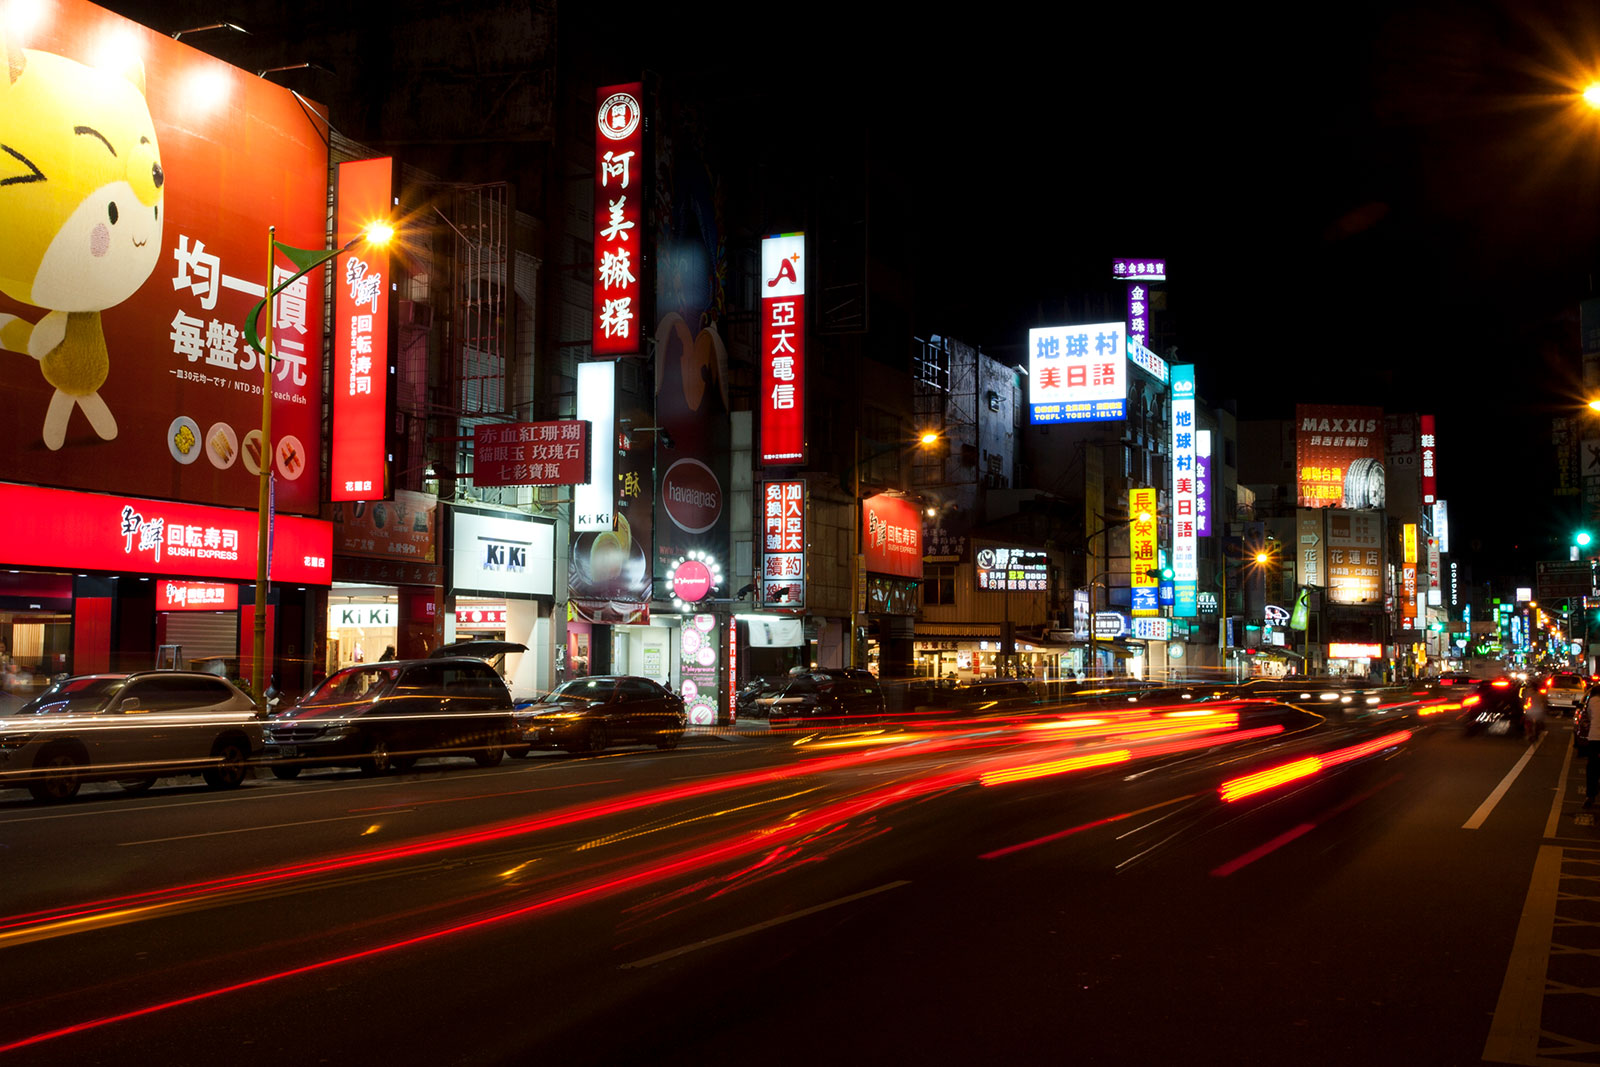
[[241, 222, 393, 702], [1079, 509, 1149, 680]]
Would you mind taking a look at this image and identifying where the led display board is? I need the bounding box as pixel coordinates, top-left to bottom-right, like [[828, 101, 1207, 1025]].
[[1027, 322, 1126, 423]]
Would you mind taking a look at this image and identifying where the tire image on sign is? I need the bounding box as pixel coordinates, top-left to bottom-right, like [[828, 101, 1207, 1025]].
[[1343, 458, 1386, 509]]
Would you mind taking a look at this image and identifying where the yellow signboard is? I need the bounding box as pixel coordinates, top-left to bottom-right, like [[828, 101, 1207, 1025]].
[[1130, 488, 1158, 616]]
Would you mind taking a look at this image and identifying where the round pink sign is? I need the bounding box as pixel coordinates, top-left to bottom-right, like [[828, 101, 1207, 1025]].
[[671, 559, 713, 602]]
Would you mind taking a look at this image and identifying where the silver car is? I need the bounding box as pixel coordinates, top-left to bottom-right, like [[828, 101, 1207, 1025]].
[[0, 671, 262, 802], [1545, 672, 1588, 717]]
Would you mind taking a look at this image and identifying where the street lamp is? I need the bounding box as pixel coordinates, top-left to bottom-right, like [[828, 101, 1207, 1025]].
[[1585, 83, 1600, 109], [241, 222, 393, 701]]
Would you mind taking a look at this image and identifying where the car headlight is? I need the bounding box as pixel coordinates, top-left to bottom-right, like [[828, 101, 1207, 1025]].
[[317, 721, 353, 736]]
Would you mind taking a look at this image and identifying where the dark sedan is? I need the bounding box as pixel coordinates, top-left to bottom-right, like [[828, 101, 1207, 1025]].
[[517, 676, 686, 754]]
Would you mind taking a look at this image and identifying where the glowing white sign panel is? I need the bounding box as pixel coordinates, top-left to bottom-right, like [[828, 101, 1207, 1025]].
[[1027, 322, 1126, 423]]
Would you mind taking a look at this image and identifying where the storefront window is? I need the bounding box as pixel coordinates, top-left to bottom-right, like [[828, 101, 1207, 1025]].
[[922, 564, 956, 606]]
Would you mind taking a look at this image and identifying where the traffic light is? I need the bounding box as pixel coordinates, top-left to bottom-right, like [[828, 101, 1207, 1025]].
[[1578, 530, 1594, 549], [1429, 620, 1444, 633]]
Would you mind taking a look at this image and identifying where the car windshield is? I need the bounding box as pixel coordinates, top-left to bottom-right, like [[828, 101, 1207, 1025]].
[[301, 666, 399, 707], [14, 676, 126, 716], [543, 678, 615, 703]]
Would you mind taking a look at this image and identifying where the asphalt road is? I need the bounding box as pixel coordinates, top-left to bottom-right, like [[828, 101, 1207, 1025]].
[[0, 700, 1591, 1066]]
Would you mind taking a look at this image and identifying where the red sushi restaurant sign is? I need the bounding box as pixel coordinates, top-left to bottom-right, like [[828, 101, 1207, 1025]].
[[0, 482, 331, 584], [156, 580, 238, 611], [862, 493, 923, 579], [593, 83, 645, 357], [330, 156, 395, 502], [472, 420, 590, 487]]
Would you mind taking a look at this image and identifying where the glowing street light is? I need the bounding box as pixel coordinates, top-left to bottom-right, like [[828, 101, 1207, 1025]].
[[1584, 83, 1600, 109], [240, 222, 393, 701]]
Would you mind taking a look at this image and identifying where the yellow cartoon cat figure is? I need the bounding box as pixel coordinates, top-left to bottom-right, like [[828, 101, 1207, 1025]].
[[0, 33, 165, 450]]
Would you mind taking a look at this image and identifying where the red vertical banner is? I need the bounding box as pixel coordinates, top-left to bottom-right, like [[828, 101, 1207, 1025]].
[[331, 157, 394, 501], [760, 233, 806, 465], [593, 83, 645, 357]]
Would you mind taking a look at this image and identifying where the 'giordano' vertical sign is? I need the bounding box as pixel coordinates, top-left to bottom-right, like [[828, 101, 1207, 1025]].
[[1171, 365, 1198, 617]]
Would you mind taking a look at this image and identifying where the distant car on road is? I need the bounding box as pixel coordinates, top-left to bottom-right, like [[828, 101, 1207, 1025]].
[[518, 675, 686, 754], [0, 671, 260, 802], [1542, 672, 1587, 717], [756, 670, 887, 728], [263, 658, 518, 777], [1460, 676, 1525, 736]]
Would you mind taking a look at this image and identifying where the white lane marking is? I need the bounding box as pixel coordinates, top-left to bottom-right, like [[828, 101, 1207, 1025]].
[[118, 810, 417, 846], [619, 880, 912, 970], [1482, 844, 1562, 1063], [1464, 734, 1545, 830], [1544, 735, 1576, 839]]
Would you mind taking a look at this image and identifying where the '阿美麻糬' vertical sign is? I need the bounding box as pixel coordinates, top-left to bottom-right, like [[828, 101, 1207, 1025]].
[[760, 233, 806, 465], [593, 84, 644, 357], [331, 157, 394, 502]]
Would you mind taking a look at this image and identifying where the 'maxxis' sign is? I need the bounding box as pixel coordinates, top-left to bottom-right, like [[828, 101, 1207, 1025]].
[[760, 233, 806, 465], [593, 84, 645, 357]]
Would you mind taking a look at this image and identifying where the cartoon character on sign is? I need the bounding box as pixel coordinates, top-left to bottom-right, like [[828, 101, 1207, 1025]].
[[0, 34, 165, 450]]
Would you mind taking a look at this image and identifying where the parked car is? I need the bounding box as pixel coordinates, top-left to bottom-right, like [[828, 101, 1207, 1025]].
[[755, 670, 887, 728], [1542, 672, 1588, 718], [913, 678, 1039, 716], [517, 675, 686, 754], [262, 658, 519, 777], [0, 671, 260, 802]]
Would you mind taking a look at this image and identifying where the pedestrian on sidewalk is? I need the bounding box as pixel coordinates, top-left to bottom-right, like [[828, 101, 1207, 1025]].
[[1579, 686, 1600, 809]]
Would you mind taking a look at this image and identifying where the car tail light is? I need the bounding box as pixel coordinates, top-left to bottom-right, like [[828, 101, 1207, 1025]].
[[1464, 694, 1482, 707], [1491, 680, 1511, 689]]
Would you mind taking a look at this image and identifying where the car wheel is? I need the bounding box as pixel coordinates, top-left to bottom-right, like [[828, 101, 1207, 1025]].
[[271, 764, 303, 780], [474, 744, 505, 768], [655, 729, 681, 750], [203, 739, 248, 789], [391, 756, 418, 772], [583, 721, 609, 754], [28, 746, 85, 802], [118, 777, 158, 795], [512, 744, 534, 759], [358, 737, 392, 776]]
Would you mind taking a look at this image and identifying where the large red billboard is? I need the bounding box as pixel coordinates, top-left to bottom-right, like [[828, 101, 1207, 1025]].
[[0, 3, 330, 514], [862, 493, 923, 579], [1295, 404, 1386, 509], [331, 157, 393, 501], [593, 83, 644, 357], [0, 482, 331, 584]]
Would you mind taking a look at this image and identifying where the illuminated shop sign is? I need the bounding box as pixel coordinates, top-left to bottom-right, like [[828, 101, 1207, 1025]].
[[1420, 414, 1437, 506], [1112, 259, 1167, 282], [1027, 322, 1127, 423], [1132, 617, 1169, 640], [1093, 612, 1128, 639], [760, 233, 807, 465], [0, 482, 329, 583], [975, 547, 1047, 591], [1171, 365, 1198, 616], [573, 361, 615, 532], [473, 419, 590, 487], [1295, 404, 1385, 509], [862, 493, 922, 579], [668, 552, 723, 610], [1329, 642, 1383, 659], [451, 511, 555, 598], [1129, 487, 1158, 617], [1196, 430, 1213, 538], [680, 613, 719, 726], [330, 156, 394, 502], [156, 580, 237, 611], [455, 606, 507, 630], [593, 83, 645, 357], [330, 603, 397, 628], [762, 480, 805, 605]]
